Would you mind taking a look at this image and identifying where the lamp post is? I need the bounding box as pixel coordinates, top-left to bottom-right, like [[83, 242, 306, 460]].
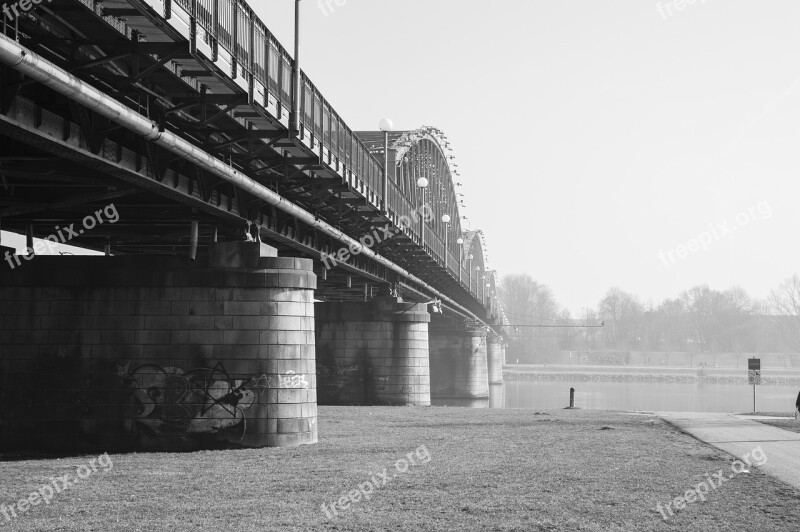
[[291, 0, 302, 136], [475, 266, 481, 300], [379, 118, 393, 214], [416, 176, 428, 249], [468, 254, 474, 294], [441, 213, 450, 271], [456, 236, 464, 283]]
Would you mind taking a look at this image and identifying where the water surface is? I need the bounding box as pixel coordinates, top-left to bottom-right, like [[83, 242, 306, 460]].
[[505, 380, 799, 413]]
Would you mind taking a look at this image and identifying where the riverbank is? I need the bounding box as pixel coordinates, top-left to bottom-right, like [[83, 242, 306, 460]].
[[2, 407, 799, 530], [505, 364, 800, 385]]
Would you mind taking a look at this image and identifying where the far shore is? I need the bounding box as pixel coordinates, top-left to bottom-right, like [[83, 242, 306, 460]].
[[504, 363, 800, 385]]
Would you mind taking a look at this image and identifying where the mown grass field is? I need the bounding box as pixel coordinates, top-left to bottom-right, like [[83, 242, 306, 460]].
[[2, 407, 800, 531]]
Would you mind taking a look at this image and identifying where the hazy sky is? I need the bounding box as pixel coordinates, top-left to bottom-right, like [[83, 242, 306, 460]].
[[5, 1, 798, 315], [253, 0, 800, 314]]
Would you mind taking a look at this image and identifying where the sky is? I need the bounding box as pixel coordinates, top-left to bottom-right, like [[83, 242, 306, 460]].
[[5, 1, 799, 315], [251, 0, 800, 314]]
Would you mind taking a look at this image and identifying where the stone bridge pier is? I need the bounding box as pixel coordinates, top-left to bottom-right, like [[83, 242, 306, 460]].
[[487, 335, 505, 408], [314, 298, 430, 406], [429, 320, 490, 407], [0, 242, 317, 452]]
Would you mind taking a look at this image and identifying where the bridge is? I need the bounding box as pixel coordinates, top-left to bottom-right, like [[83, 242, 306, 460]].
[[0, 0, 505, 451]]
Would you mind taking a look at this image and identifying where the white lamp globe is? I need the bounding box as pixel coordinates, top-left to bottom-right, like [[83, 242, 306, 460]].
[[416, 177, 429, 188], [441, 214, 451, 223], [378, 118, 393, 132], [456, 238, 464, 245]]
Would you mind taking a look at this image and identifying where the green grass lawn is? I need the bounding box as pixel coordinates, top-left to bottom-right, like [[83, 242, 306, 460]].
[[2, 407, 800, 531]]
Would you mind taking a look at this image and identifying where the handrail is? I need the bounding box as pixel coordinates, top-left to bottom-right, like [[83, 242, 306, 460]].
[[0, 32, 494, 328], [137, 0, 479, 301]]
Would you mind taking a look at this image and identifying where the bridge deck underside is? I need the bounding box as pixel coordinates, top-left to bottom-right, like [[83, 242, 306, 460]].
[[0, 0, 490, 318]]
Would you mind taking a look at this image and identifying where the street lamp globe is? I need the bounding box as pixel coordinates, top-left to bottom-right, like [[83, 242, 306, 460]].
[[378, 118, 393, 132], [456, 237, 464, 245], [416, 177, 429, 188], [441, 214, 450, 224]]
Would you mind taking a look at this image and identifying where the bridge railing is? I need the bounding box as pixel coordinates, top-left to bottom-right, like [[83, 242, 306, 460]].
[[181, 0, 385, 203], [160, 0, 476, 298]]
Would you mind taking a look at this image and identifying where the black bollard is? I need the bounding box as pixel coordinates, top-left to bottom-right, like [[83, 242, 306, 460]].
[[569, 387, 575, 408]]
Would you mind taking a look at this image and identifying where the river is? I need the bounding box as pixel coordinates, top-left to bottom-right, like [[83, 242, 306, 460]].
[[504, 380, 800, 413]]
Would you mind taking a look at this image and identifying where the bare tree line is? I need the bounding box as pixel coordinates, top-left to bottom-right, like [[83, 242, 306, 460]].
[[498, 273, 800, 363]]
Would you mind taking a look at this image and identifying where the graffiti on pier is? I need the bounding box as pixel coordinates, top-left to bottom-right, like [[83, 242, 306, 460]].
[[117, 361, 259, 437], [279, 371, 309, 389], [245, 372, 309, 390]]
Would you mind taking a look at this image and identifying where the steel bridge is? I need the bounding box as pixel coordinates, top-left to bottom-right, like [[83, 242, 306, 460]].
[[0, 0, 500, 325], [0, 0, 509, 451]]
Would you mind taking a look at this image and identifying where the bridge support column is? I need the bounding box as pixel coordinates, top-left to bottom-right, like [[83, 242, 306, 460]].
[[487, 335, 505, 408], [0, 244, 317, 452], [315, 298, 430, 406], [429, 324, 490, 407]]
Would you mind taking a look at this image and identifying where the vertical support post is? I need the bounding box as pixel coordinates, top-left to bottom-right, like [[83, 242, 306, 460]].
[[25, 224, 33, 256], [382, 129, 388, 214], [468, 259, 472, 295], [231, 0, 238, 78], [443, 222, 448, 271], [753, 384, 756, 413], [570, 387, 575, 408], [188, 220, 199, 261], [291, 0, 301, 136], [212, 0, 219, 61], [189, 0, 197, 54], [419, 187, 425, 250]]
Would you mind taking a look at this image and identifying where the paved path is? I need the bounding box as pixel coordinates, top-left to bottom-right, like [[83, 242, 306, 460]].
[[658, 412, 800, 490]]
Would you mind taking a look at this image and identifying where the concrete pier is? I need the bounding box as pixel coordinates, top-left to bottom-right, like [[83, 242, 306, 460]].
[[487, 334, 505, 408], [0, 243, 317, 451], [314, 298, 430, 406], [429, 324, 490, 407]]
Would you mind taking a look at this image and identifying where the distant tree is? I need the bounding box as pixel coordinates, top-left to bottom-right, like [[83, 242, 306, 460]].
[[681, 285, 755, 352], [654, 298, 690, 351], [556, 308, 579, 350], [498, 274, 561, 363], [597, 288, 643, 349], [768, 274, 800, 352]]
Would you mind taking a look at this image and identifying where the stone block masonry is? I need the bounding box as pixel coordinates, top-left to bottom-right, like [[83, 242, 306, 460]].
[[429, 323, 490, 407], [0, 251, 317, 451], [315, 298, 430, 406]]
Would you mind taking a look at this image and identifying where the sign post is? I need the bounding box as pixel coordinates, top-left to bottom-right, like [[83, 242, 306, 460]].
[[748, 358, 761, 413]]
